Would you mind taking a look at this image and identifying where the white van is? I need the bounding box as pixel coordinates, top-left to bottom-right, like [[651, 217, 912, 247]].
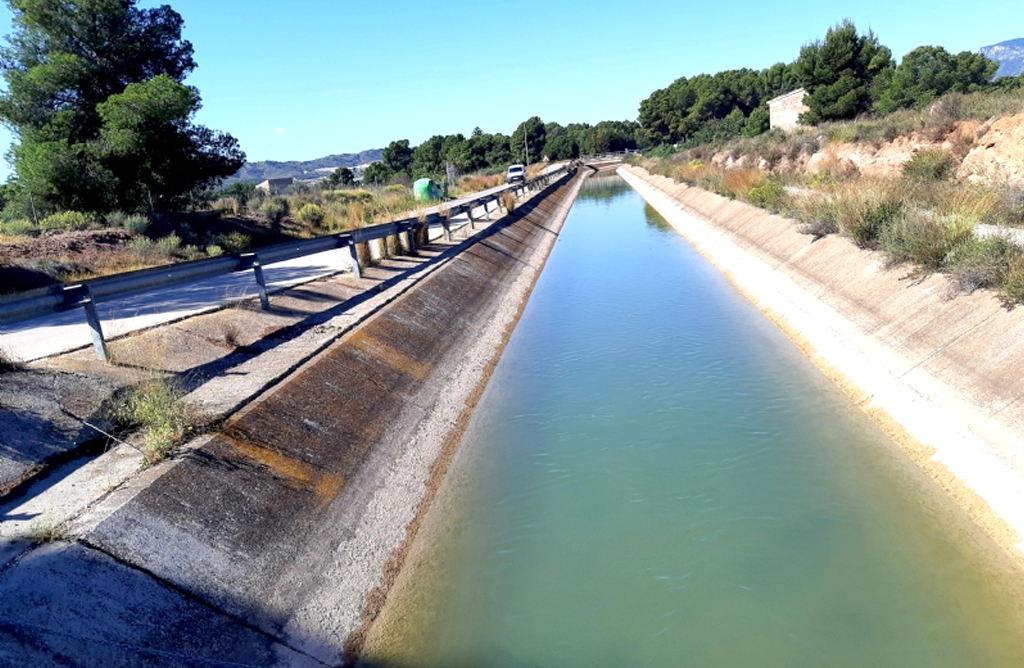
[[506, 164, 526, 183]]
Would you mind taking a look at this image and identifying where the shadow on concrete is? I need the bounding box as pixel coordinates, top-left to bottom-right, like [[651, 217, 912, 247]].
[[0, 171, 579, 667]]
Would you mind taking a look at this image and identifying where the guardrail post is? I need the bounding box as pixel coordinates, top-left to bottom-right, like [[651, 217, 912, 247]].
[[240, 253, 270, 310], [64, 284, 108, 361], [407, 223, 418, 255], [348, 239, 362, 279], [442, 212, 451, 242], [483, 198, 492, 220], [466, 203, 475, 230]]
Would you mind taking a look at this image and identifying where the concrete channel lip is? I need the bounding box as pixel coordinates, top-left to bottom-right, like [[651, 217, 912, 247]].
[[0, 169, 591, 666]]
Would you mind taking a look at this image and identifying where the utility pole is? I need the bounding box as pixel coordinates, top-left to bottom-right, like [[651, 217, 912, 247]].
[[524, 122, 530, 167], [514, 120, 530, 166]]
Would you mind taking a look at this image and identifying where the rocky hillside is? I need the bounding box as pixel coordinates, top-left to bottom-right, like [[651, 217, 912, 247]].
[[710, 109, 1024, 187], [227, 148, 383, 184], [981, 38, 1024, 78]]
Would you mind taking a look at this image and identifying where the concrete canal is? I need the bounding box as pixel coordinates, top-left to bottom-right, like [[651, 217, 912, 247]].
[[364, 175, 1024, 667]]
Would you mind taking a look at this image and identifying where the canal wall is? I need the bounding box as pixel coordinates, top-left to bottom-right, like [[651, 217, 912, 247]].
[[620, 164, 1024, 562], [0, 171, 588, 667]]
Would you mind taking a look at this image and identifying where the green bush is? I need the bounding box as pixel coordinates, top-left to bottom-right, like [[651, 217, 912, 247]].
[[129, 236, 155, 254], [214, 231, 252, 252], [297, 203, 325, 225], [111, 378, 190, 464], [262, 196, 290, 223], [879, 213, 969, 269], [106, 211, 150, 234], [946, 235, 1022, 293], [205, 244, 224, 257], [849, 199, 904, 246], [747, 180, 786, 211], [903, 149, 957, 181], [0, 219, 35, 236], [39, 211, 95, 231], [1002, 259, 1024, 305], [155, 233, 182, 255], [382, 184, 407, 195]]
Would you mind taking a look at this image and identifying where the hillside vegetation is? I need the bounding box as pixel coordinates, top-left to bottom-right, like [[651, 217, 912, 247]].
[[3, 10, 1024, 299], [631, 87, 1024, 304]]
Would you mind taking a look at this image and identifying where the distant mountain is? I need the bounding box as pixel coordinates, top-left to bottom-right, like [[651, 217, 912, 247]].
[[227, 149, 384, 184], [980, 38, 1024, 78]]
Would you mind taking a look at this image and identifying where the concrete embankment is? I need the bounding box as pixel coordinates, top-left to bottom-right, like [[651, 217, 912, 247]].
[[620, 165, 1024, 562], [0, 171, 587, 667]]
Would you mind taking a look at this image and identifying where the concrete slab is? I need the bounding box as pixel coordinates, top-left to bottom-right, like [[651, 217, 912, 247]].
[[0, 542, 325, 667]]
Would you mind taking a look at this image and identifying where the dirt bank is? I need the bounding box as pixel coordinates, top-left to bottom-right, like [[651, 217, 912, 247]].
[[619, 165, 1024, 564]]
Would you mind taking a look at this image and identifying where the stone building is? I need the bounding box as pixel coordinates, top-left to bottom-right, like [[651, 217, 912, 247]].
[[255, 177, 294, 195], [767, 88, 809, 131]]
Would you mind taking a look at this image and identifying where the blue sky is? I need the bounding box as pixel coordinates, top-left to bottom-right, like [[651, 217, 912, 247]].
[[0, 0, 1021, 180]]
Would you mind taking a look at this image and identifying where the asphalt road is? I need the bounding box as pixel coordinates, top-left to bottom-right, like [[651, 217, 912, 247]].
[[0, 207, 482, 362], [0, 165, 569, 362]]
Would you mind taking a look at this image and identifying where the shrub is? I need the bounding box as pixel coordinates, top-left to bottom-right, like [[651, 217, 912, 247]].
[[946, 235, 1022, 294], [879, 212, 970, 269], [106, 211, 150, 234], [322, 189, 375, 204], [0, 219, 35, 236], [111, 378, 190, 465], [903, 149, 957, 181], [39, 211, 95, 231], [747, 180, 787, 212], [501, 191, 517, 213], [215, 231, 252, 252], [155, 233, 182, 255], [29, 516, 68, 543], [262, 196, 290, 223], [849, 199, 904, 246], [791, 181, 905, 246], [129, 236, 156, 254], [1002, 258, 1024, 305], [383, 184, 407, 195], [206, 244, 224, 257], [298, 203, 325, 226]]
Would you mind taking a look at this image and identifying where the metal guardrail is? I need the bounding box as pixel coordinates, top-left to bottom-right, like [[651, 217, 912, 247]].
[[579, 150, 638, 164], [0, 166, 571, 361]]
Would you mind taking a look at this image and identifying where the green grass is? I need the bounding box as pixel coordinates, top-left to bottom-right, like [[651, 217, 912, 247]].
[[111, 378, 191, 465]]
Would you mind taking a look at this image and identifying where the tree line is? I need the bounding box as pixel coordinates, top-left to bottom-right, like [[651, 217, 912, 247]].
[[638, 19, 1019, 148], [361, 118, 640, 185], [0, 4, 1019, 220]]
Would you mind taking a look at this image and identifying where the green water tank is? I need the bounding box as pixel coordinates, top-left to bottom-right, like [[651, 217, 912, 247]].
[[413, 178, 442, 202]]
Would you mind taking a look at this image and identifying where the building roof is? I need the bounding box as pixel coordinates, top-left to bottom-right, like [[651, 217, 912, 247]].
[[767, 88, 807, 106]]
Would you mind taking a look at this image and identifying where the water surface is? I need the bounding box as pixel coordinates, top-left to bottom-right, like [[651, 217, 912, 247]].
[[374, 175, 1024, 667]]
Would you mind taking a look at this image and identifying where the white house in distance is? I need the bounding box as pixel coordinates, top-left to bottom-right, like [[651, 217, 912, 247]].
[[255, 177, 294, 195], [767, 88, 809, 131]]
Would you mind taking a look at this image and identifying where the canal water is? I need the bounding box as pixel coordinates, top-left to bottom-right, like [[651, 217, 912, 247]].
[[369, 175, 1024, 667]]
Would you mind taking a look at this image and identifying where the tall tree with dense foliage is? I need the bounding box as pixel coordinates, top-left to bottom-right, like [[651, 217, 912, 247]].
[[876, 46, 998, 113], [326, 166, 354, 187], [0, 0, 244, 214], [793, 19, 894, 123], [638, 69, 767, 146], [381, 139, 413, 177], [510, 116, 546, 164]]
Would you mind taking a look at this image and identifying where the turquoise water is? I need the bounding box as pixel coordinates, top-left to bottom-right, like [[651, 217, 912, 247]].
[[377, 176, 1024, 667]]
